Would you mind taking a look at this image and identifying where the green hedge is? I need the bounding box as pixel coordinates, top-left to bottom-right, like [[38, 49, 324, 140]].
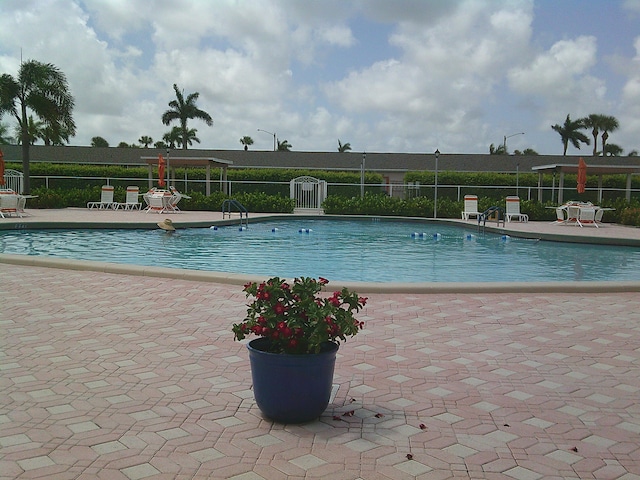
[[323, 193, 640, 225], [8, 162, 640, 225], [405, 170, 640, 204]]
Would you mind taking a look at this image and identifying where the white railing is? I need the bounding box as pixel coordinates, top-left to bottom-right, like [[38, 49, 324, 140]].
[[21, 174, 640, 203]]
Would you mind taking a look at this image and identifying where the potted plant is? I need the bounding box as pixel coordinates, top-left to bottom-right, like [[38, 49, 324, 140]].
[[232, 276, 367, 423]]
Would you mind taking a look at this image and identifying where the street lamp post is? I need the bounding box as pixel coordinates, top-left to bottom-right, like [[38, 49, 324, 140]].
[[257, 129, 277, 151], [503, 132, 524, 154], [433, 149, 440, 219]]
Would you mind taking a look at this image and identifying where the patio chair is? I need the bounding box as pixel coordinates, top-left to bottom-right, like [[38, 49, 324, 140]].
[[168, 186, 191, 212], [461, 195, 480, 220], [505, 196, 528, 222], [118, 186, 141, 210], [594, 208, 605, 225], [551, 206, 568, 224], [145, 192, 170, 214], [577, 207, 598, 228], [87, 185, 116, 209]]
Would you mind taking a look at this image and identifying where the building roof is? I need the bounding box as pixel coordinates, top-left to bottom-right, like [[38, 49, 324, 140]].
[[2, 145, 639, 175]]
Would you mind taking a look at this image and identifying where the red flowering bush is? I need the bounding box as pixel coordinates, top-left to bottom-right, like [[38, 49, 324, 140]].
[[232, 277, 367, 354]]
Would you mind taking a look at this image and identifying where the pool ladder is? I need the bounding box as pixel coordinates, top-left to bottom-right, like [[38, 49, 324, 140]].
[[478, 206, 505, 232], [222, 199, 249, 228]]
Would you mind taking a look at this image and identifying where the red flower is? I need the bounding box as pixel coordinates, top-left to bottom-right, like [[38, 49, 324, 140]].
[[232, 276, 366, 354]]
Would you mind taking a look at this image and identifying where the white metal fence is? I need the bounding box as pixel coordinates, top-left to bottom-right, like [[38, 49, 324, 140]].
[[18, 174, 640, 204], [289, 176, 327, 209]]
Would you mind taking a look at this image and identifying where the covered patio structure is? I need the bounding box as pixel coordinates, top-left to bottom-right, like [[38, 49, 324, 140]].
[[142, 156, 233, 195], [532, 163, 640, 204]]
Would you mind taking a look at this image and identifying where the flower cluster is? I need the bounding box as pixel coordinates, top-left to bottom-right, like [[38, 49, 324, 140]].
[[232, 277, 367, 354]]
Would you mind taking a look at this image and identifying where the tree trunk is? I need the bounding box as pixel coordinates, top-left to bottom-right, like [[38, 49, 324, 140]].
[[20, 104, 31, 194]]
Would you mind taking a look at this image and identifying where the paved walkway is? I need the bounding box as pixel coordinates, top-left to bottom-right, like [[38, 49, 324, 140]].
[[2, 210, 640, 479]]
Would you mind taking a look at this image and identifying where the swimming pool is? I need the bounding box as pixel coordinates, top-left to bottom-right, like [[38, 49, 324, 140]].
[[2, 218, 639, 283]]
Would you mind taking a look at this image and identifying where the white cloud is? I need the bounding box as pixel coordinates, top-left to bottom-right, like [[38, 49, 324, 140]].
[[324, 1, 534, 151], [1, 0, 637, 154]]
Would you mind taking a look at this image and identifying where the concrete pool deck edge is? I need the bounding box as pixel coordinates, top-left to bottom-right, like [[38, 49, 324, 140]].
[[1, 252, 639, 294]]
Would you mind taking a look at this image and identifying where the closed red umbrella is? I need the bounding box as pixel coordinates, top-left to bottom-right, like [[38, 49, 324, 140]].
[[0, 149, 5, 186], [577, 157, 587, 194], [158, 154, 166, 187]]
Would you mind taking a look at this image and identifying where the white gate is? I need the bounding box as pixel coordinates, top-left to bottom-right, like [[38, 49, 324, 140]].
[[2, 169, 23, 194], [290, 176, 327, 214]]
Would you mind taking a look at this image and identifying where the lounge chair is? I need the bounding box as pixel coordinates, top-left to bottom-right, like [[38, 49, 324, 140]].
[[87, 185, 117, 209], [577, 207, 598, 228], [0, 191, 22, 218], [505, 196, 528, 222], [461, 195, 480, 220], [118, 186, 142, 210]]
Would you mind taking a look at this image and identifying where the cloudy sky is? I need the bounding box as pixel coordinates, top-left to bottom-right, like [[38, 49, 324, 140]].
[[1, 0, 640, 155]]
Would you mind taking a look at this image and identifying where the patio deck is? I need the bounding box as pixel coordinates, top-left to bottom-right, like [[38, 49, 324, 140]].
[[1, 209, 640, 479]]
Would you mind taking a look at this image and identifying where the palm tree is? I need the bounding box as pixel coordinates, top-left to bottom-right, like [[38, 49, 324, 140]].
[[603, 143, 623, 156], [163, 127, 182, 149], [0, 60, 76, 193], [138, 135, 153, 148], [489, 143, 506, 155], [551, 114, 590, 155], [338, 139, 351, 152], [91, 136, 109, 147], [277, 139, 292, 151], [240, 136, 254, 151], [161, 83, 212, 150], [14, 115, 44, 145], [178, 127, 200, 148], [41, 123, 72, 145], [581, 113, 607, 156], [599, 115, 619, 157]]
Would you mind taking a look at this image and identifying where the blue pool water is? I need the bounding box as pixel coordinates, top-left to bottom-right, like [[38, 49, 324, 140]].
[[1, 219, 640, 283]]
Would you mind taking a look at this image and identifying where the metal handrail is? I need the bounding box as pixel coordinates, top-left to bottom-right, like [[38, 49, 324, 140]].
[[222, 199, 249, 228]]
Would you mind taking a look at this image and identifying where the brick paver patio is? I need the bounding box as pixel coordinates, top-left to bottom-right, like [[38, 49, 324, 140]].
[[2, 262, 639, 479]]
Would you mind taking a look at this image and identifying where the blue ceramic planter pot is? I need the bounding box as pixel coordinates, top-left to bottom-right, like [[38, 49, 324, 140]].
[[247, 338, 338, 424]]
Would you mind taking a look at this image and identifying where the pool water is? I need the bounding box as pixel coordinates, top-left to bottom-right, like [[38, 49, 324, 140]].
[[2, 219, 640, 283]]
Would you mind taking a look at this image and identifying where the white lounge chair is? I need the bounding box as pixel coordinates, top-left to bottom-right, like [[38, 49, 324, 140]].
[[461, 195, 480, 220], [577, 207, 598, 228], [505, 196, 528, 222], [0, 191, 22, 218], [87, 185, 117, 209], [118, 186, 141, 210]]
